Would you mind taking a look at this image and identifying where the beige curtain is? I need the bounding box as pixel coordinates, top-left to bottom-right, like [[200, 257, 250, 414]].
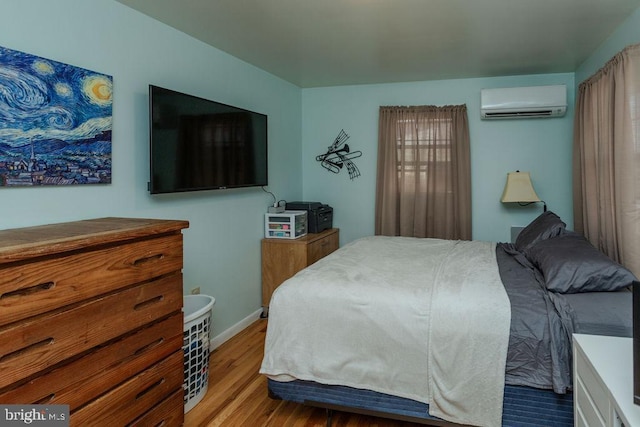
[[573, 43, 640, 277], [375, 105, 471, 240]]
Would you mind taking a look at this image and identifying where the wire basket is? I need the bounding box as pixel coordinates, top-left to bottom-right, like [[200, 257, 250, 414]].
[[183, 294, 215, 413]]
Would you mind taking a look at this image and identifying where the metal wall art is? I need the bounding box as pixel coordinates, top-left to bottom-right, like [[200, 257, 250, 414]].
[[315, 129, 362, 180], [0, 45, 112, 187]]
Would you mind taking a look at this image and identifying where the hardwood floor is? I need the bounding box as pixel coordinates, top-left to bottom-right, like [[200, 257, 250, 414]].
[[184, 319, 421, 426]]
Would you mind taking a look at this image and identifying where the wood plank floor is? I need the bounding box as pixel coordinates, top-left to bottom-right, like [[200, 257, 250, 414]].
[[184, 319, 421, 426]]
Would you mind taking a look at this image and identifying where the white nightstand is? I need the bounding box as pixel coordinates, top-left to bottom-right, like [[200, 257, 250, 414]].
[[573, 334, 640, 427]]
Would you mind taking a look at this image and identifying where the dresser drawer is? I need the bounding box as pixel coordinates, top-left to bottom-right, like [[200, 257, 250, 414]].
[[307, 231, 338, 265], [0, 234, 184, 327], [0, 314, 183, 409], [575, 375, 606, 427], [0, 274, 182, 389], [575, 348, 610, 422], [129, 388, 184, 427], [71, 351, 183, 426]]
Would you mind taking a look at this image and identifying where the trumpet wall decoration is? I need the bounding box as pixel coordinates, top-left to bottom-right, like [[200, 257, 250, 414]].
[[315, 129, 362, 180]]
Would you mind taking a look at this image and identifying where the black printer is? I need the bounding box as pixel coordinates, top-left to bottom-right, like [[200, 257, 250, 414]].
[[285, 201, 333, 233]]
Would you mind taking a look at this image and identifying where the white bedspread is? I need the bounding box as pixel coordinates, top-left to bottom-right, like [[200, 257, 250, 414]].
[[260, 236, 511, 427]]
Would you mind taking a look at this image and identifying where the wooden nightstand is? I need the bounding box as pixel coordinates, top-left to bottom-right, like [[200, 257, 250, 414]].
[[261, 228, 339, 316]]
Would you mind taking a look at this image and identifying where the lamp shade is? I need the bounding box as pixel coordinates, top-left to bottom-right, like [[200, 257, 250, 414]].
[[501, 172, 541, 203]]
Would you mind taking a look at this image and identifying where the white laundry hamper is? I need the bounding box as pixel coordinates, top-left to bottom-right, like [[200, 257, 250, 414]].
[[182, 294, 215, 413]]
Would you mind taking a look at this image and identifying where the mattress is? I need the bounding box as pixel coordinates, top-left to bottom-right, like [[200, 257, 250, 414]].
[[563, 288, 632, 337]]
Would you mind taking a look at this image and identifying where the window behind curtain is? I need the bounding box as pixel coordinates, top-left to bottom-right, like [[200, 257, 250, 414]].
[[375, 105, 471, 239], [573, 43, 640, 277]]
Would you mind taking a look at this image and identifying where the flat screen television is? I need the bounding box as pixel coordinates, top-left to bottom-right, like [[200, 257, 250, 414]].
[[148, 85, 268, 194]]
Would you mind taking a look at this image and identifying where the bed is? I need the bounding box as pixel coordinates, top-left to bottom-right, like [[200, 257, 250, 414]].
[[260, 212, 635, 427]]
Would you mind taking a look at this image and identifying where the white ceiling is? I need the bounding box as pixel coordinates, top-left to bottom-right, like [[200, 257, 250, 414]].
[[115, 0, 640, 88]]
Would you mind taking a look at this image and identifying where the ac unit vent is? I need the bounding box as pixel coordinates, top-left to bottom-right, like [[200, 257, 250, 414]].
[[480, 85, 567, 120]]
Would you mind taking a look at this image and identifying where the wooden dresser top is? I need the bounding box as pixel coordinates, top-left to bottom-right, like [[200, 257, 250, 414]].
[[0, 217, 189, 264]]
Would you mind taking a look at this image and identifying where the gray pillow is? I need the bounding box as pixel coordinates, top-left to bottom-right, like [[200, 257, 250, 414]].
[[526, 232, 637, 293], [515, 211, 566, 252]]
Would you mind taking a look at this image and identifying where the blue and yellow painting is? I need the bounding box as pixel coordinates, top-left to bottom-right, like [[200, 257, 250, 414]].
[[0, 46, 112, 187]]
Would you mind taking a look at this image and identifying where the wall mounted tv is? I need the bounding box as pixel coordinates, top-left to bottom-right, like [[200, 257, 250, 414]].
[[148, 85, 268, 194]]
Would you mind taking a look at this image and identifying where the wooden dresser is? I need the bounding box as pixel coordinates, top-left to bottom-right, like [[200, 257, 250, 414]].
[[261, 228, 339, 315], [0, 217, 189, 426]]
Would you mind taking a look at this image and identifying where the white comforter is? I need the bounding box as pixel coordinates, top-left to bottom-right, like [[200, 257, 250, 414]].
[[260, 236, 511, 427]]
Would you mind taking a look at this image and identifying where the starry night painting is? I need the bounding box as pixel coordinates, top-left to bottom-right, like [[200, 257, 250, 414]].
[[0, 46, 112, 187]]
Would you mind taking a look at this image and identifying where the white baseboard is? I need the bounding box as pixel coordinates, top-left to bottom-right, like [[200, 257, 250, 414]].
[[209, 308, 263, 350]]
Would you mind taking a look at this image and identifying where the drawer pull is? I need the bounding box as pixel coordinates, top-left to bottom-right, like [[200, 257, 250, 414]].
[[135, 378, 165, 400], [134, 338, 164, 356], [34, 394, 55, 405], [129, 419, 166, 427], [134, 295, 164, 311], [1, 282, 55, 299], [133, 254, 164, 266], [0, 338, 54, 363]]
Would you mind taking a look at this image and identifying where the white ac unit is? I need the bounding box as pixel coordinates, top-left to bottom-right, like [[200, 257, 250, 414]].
[[480, 85, 567, 119]]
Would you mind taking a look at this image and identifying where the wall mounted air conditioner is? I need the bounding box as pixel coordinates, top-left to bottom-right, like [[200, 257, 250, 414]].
[[480, 85, 567, 119]]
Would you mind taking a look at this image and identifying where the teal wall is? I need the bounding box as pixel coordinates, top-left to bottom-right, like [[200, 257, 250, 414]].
[[0, 0, 303, 338], [302, 74, 575, 244]]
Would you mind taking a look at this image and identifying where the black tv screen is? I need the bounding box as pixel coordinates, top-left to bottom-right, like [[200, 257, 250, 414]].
[[149, 85, 268, 194]]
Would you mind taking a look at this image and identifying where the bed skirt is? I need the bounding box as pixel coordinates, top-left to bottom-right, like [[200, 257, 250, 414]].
[[267, 379, 573, 427]]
